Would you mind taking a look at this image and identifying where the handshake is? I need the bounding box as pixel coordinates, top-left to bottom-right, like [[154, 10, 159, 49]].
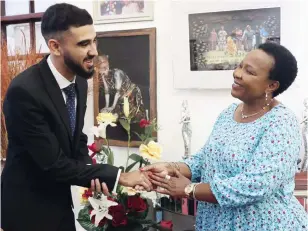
[[91, 162, 192, 198]]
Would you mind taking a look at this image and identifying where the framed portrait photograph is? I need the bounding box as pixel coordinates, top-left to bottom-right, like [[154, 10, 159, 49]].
[[93, 0, 154, 24], [94, 28, 157, 147], [171, 1, 281, 89]]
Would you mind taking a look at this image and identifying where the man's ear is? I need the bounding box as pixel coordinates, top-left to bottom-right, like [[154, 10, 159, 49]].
[[48, 39, 61, 56]]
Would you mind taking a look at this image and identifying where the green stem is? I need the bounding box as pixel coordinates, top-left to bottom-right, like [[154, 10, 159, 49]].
[[125, 119, 131, 170], [125, 132, 131, 170], [105, 138, 110, 151]]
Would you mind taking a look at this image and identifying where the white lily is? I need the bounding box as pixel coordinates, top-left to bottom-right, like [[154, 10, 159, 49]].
[[88, 196, 118, 227], [123, 96, 130, 118], [91, 122, 117, 139]]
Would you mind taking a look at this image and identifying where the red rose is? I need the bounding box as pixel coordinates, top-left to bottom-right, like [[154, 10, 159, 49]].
[[109, 204, 127, 227], [88, 142, 99, 153], [127, 195, 147, 212], [139, 119, 150, 128], [160, 220, 173, 229]]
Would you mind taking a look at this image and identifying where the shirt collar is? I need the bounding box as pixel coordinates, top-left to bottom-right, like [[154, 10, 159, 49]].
[[47, 56, 76, 90]]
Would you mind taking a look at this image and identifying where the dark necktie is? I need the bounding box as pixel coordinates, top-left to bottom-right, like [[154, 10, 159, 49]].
[[63, 83, 76, 135]]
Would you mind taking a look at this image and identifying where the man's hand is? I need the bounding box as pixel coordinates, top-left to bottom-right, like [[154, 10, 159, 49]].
[[90, 179, 110, 196], [149, 170, 191, 198], [119, 170, 153, 191]]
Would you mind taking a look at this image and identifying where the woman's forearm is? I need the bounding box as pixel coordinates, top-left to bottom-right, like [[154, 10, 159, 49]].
[[194, 183, 218, 204]]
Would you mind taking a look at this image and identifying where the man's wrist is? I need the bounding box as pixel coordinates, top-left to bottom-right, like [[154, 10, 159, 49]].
[[119, 172, 128, 186]]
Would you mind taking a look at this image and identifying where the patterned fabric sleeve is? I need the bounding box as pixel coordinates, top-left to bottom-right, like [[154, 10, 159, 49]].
[[210, 114, 301, 208], [181, 106, 232, 182], [181, 144, 207, 182]]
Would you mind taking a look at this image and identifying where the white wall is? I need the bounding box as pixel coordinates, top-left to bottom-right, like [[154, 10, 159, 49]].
[[60, 0, 307, 229], [69, 0, 308, 164]]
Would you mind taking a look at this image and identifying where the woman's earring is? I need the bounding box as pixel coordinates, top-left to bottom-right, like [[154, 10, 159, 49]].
[[265, 92, 271, 107], [265, 92, 268, 101]]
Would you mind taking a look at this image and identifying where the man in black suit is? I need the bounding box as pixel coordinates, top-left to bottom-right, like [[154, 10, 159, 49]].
[[1, 3, 152, 231]]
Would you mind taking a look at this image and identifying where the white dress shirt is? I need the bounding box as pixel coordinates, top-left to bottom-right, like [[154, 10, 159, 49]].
[[47, 56, 77, 109], [47, 56, 121, 193]]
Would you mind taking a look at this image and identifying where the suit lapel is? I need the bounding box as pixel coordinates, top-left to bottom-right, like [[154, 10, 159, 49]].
[[38, 56, 73, 144]]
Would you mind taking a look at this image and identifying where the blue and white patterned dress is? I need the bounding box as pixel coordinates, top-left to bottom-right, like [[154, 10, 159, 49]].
[[183, 103, 307, 231]]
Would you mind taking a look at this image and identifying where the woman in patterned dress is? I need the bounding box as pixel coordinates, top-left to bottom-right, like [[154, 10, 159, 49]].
[[140, 43, 307, 230]]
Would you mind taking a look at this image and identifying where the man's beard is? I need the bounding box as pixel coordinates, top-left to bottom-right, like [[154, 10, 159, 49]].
[[63, 53, 95, 79]]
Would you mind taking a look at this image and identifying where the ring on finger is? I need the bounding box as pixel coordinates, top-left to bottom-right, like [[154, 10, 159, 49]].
[[164, 174, 171, 180]]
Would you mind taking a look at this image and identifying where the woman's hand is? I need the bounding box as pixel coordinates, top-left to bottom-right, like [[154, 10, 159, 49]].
[[149, 170, 191, 198], [140, 162, 175, 177], [134, 162, 176, 191]]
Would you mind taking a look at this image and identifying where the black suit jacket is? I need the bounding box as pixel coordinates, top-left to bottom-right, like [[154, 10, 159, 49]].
[[1, 56, 119, 231]]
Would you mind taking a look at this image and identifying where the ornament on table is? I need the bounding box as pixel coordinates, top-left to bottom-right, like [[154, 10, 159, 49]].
[[300, 98, 308, 171], [180, 100, 192, 159]]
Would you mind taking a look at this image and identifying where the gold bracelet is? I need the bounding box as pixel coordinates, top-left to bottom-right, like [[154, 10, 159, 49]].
[[172, 162, 180, 171], [166, 163, 175, 175], [192, 183, 201, 200]]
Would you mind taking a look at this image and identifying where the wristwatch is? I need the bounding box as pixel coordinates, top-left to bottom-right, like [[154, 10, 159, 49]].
[[184, 183, 197, 198]]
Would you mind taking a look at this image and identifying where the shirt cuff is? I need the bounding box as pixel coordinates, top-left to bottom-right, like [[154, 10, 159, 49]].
[[112, 169, 122, 194]]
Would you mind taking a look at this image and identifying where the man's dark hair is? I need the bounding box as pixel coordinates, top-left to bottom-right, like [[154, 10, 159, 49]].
[[41, 3, 93, 42], [258, 42, 298, 97]]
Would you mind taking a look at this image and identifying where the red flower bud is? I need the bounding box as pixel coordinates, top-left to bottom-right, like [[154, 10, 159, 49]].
[[88, 142, 100, 153], [139, 119, 150, 128], [160, 220, 173, 229], [82, 189, 93, 199]]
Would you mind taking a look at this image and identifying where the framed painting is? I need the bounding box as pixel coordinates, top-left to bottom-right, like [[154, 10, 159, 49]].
[[171, 1, 281, 89], [94, 28, 157, 147], [93, 0, 154, 24]]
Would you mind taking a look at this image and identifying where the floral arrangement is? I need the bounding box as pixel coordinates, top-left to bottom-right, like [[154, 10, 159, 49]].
[[77, 97, 170, 231]]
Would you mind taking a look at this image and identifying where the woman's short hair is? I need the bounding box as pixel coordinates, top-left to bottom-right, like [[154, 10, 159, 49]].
[[258, 42, 298, 97]]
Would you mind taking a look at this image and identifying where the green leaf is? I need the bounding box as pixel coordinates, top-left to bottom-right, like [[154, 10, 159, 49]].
[[133, 131, 144, 141], [125, 161, 139, 172], [78, 207, 90, 220], [140, 134, 147, 142], [107, 151, 114, 165], [119, 118, 130, 132], [144, 138, 153, 145], [100, 146, 110, 155], [77, 208, 106, 231], [116, 184, 124, 194], [77, 218, 103, 231], [129, 153, 142, 162], [144, 126, 151, 136]]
